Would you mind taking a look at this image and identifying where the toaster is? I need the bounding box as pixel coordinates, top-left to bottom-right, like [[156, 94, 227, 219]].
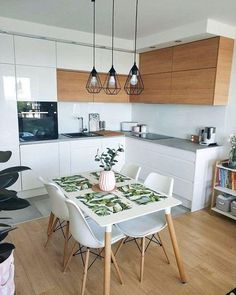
[[121, 121, 138, 132]]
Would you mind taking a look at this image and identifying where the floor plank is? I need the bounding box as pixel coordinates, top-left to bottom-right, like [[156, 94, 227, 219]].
[[8, 210, 236, 295]]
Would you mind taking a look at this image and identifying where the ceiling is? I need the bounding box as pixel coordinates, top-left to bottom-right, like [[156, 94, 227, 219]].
[[0, 0, 236, 40]]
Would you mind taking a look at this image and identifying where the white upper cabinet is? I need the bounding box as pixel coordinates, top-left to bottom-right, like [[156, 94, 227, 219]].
[[0, 33, 14, 64], [0, 64, 19, 145], [96, 48, 111, 73], [16, 65, 57, 101], [56, 42, 93, 71], [14, 36, 56, 67]]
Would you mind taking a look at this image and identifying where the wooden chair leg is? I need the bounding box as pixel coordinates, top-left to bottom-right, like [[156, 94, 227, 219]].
[[114, 238, 125, 257], [63, 241, 77, 273], [47, 212, 55, 235], [63, 221, 70, 267], [44, 217, 59, 248], [157, 233, 170, 264], [140, 237, 145, 283], [111, 251, 124, 285], [81, 248, 90, 295]]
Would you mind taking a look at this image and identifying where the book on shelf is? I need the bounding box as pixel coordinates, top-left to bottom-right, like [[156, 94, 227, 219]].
[[217, 167, 236, 190]]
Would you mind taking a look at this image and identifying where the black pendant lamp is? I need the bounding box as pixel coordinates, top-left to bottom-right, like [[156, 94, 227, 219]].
[[124, 0, 144, 95], [86, 0, 102, 94], [103, 0, 121, 95]]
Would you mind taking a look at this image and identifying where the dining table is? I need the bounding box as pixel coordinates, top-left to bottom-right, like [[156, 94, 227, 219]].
[[53, 170, 187, 295]]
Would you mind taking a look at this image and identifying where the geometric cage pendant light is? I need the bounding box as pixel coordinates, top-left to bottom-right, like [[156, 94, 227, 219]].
[[86, 0, 103, 94], [124, 0, 144, 95], [103, 0, 121, 95]]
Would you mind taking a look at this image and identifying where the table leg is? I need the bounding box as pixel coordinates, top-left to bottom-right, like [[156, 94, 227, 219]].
[[165, 210, 187, 283], [104, 225, 112, 295]]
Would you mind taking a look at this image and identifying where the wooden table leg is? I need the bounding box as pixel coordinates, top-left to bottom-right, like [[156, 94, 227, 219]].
[[165, 211, 187, 283], [104, 225, 112, 295]]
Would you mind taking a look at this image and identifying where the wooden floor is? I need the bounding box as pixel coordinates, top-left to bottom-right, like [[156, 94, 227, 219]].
[[9, 210, 236, 295]]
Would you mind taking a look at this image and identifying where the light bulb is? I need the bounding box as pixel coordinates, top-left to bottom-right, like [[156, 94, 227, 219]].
[[90, 76, 97, 87], [108, 75, 116, 87], [130, 74, 138, 86]]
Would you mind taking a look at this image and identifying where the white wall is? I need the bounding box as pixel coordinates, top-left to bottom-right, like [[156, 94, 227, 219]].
[[132, 42, 236, 146], [58, 102, 132, 133]]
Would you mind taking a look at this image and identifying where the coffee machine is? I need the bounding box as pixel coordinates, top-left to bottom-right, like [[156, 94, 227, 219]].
[[200, 127, 216, 146]]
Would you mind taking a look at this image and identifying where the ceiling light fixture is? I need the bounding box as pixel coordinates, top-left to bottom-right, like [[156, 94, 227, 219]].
[[124, 0, 144, 95], [86, 0, 102, 94], [103, 0, 121, 95]]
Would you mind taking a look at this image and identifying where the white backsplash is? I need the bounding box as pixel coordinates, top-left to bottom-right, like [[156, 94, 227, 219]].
[[58, 102, 132, 133]]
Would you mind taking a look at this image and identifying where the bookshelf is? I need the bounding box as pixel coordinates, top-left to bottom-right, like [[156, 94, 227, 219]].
[[211, 160, 236, 220]]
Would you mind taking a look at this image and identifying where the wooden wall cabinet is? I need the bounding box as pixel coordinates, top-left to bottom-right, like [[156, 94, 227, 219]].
[[57, 69, 129, 103], [132, 36, 234, 105]]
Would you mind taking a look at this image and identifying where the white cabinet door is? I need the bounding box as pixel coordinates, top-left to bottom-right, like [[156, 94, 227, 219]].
[[0, 33, 14, 64], [70, 139, 102, 174], [101, 137, 125, 171], [20, 143, 60, 190], [59, 141, 71, 176], [16, 65, 57, 101], [56, 42, 93, 71], [14, 36, 56, 67], [0, 64, 19, 145]]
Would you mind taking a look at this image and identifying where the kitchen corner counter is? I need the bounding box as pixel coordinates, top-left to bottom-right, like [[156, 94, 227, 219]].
[[124, 133, 222, 153]]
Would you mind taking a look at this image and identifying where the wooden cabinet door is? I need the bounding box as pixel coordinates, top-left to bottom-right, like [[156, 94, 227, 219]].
[[57, 69, 93, 102], [172, 37, 219, 71], [171, 68, 216, 104], [130, 72, 172, 103], [93, 74, 129, 103], [140, 47, 173, 75]]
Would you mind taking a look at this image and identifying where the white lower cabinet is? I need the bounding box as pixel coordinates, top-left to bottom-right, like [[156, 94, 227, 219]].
[[20, 142, 60, 190], [125, 137, 223, 212], [20, 136, 126, 194]]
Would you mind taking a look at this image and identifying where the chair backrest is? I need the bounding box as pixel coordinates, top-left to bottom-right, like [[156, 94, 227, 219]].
[[144, 172, 174, 196], [120, 163, 141, 181], [39, 176, 69, 220], [65, 199, 103, 249]]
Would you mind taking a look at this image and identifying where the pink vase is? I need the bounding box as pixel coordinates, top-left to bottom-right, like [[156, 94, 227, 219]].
[[99, 170, 116, 192], [0, 251, 15, 295]]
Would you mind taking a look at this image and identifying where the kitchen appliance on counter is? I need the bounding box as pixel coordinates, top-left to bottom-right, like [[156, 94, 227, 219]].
[[18, 101, 58, 142], [121, 121, 138, 132], [199, 127, 217, 146]]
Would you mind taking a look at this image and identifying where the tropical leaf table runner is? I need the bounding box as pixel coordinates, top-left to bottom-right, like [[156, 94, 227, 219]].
[[53, 171, 167, 217]]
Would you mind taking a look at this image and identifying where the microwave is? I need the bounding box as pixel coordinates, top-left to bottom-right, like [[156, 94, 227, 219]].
[[17, 101, 58, 142]]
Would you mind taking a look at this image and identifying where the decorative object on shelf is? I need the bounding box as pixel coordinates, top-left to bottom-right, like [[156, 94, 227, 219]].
[[228, 134, 236, 169], [95, 146, 124, 191], [86, 0, 103, 94], [103, 0, 121, 95], [124, 0, 144, 95], [0, 151, 31, 294]]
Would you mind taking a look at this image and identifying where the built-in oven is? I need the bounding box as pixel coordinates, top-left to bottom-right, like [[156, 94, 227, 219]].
[[17, 101, 58, 142]]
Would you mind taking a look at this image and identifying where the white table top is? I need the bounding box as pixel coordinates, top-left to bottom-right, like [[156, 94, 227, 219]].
[[53, 171, 181, 227]]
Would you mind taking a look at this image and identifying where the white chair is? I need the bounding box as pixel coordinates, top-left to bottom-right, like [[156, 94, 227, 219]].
[[120, 163, 141, 181], [39, 177, 70, 267], [64, 199, 125, 295], [115, 172, 174, 282]]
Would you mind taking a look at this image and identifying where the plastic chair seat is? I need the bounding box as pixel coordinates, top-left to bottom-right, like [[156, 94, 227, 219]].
[[87, 218, 125, 247], [116, 210, 167, 238]]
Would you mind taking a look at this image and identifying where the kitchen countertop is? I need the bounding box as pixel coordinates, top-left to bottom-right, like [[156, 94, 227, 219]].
[[19, 130, 221, 153]]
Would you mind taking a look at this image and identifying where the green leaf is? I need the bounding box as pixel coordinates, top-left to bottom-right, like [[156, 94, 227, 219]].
[[0, 151, 12, 163]]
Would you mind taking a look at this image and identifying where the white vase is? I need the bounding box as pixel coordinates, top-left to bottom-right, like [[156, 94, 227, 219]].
[[99, 170, 116, 192]]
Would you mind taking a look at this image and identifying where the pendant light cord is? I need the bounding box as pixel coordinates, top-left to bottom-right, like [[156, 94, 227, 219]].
[[134, 0, 138, 63], [111, 0, 115, 66], [93, 0, 95, 68]]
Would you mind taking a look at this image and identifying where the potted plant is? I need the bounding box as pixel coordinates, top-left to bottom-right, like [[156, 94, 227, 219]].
[[95, 146, 124, 191], [228, 135, 236, 169], [0, 151, 30, 294]]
